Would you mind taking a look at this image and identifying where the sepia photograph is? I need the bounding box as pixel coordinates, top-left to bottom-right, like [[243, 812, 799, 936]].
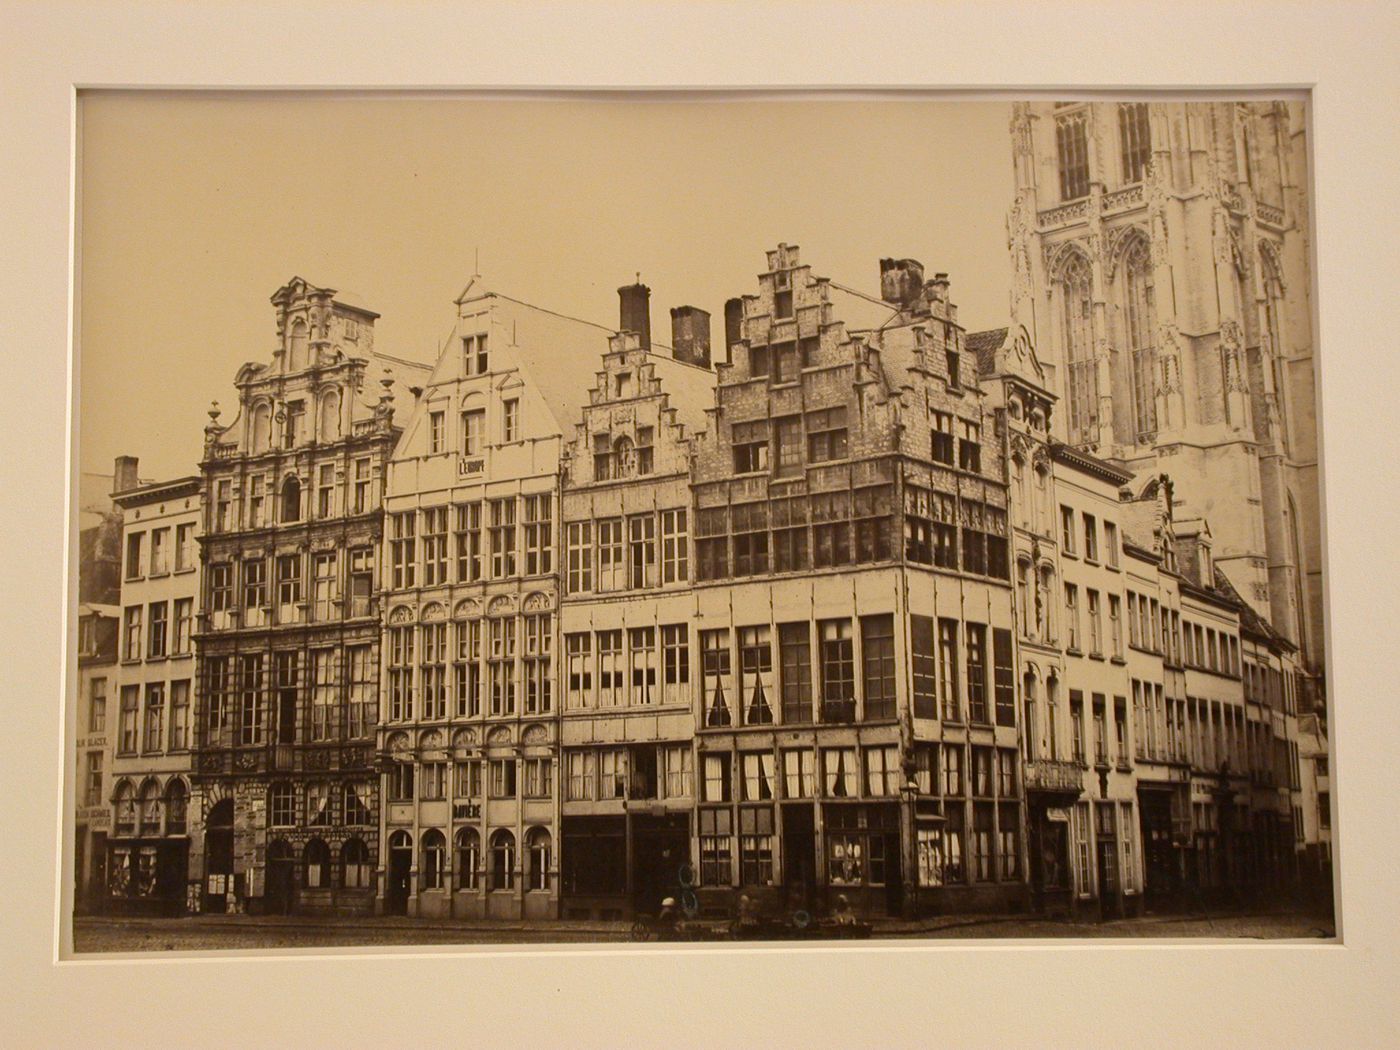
[[67, 91, 1337, 956]]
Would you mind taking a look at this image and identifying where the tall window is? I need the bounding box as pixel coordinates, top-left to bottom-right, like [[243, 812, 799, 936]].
[[629, 626, 657, 706], [428, 410, 445, 454], [454, 621, 482, 717], [1056, 110, 1090, 200], [779, 622, 812, 724], [143, 683, 165, 753], [861, 615, 896, 720], [311, 649, 335, 740], [147, 601, 168, 658], [1261, 249, 1290, 449], [312, 551, 337, 621], [524, 613, 552, 714], [661, 624, 689, 705], [1120, 238, 1158, 441], [596, 629, 622, 708], [489, 498, 516, 578], [351, 458, 372, 514], [596, 518, 624, 591], [390, 512, 416, 589], [238, 654, 264, 745], [526, 828, 552, 891], [1119, 103, 1151, 183], [1065, 584, 1081, 651], [316, 463, 336, 518], [501, 398, 519, 442], [388, 627, 415, 721], [523, 494, 551, 576], [993, 628, 1015, 727], [938, 619, 960, 721], [461, 408, 485, 456], [627, 513, 656, 588], [422, 621, 448, 720], [565, 633, 592, 709], [422, 507, 448, 586], [1059, 252, 1097, 445], [732, 421, 768, 473], [701, 629, 732, 727], [489, 617, 517, 715], [565, 521, 592, 594], [931, 411, 955, 465], [122, 606, 142, 661], [911, 615, 937, 719], [819, 619, 855, 723], [699, 809, 733, 886], [965, 624, 988, 723], [660, 509, 688, 584], [176, 522, 196, 570], [455, 502, 483, 583], [149, 528, 169, 574]]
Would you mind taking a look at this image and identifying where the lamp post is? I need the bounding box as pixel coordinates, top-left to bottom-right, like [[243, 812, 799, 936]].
[[901, 776, 920, 920]]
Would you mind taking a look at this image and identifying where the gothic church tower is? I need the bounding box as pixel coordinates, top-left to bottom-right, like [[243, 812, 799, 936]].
[[1006, 100, 1323, 699]]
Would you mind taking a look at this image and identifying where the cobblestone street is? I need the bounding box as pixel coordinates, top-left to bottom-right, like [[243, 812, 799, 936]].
[[72, 909, 1334, 954]]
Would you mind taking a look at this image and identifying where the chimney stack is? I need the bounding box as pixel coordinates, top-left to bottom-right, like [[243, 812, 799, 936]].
[[618, 281, 652, 353], [114, 455, 139, 494], [669, 306, 712, 368], [723, 297, 745, 363], [879, 258, 926, 306]]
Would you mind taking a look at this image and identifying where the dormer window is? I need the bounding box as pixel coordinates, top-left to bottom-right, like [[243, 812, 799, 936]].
[[946, 349, 960, 389], [615, 371, 632, 399], [463, 333, 489, 377]]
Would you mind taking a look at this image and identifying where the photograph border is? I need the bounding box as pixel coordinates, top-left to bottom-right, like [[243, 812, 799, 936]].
[[5, 2, 1397, 1046]]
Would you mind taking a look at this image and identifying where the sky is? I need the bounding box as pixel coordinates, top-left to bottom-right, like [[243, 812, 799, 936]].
[[78, 95, 1014, 483]]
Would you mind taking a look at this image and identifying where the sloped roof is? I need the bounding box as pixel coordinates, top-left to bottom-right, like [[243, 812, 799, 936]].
[[484, 293, 621, 435], [966, 327, 1010, 378], [643, 351, 718, 436], [1213, 566, 1297, 652]]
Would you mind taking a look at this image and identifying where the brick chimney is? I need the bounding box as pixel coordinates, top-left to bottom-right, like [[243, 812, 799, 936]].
[[669, 306, 712, 368], [114, 455, 139, 494], [723, 297, 745, 363], [618, 281, 652, 353], [879, 258, 926, 306]]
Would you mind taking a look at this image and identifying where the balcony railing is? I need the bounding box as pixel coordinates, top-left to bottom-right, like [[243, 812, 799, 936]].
[[1024, 759, 1086, 795]]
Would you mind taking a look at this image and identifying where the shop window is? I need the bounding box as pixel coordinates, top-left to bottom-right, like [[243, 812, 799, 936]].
[[305, 838, 331, 889]]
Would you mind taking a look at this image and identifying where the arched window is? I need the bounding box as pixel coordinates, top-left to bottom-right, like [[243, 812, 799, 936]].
[[251, 402, 273, 452], [1035, 464, 1049, 534], [526, 827, 551, 892], [613, 435, 636, 479], [1119, 238, 1158, 442], [1058, 253, 1096, 444], [138, 779, 162, 835], [288, 319, 308, 370], [319, 390, 342, 441], [422, 829, 447, 890], [490, 829, 515, 891], [164, 780, 188, 835], [341, 837, 371, 889], [304, 838, 331, 888], [1045, 674, 1061, 761], [1022, 672, 1039, 760], [280, 476, 301, 523], [1012, 455, 1027, 529], [113, 780, 136, 835], [1037, 566, 1054, 641], [455, 828, 480, 890]]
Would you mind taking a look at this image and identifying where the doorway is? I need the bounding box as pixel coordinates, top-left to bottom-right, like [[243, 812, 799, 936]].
[[630, 813, 689, 915], [781, 803, 816, 913], [204, 798, 235, 913], [266, 838, 296, 915], [386, 830, 413, 915]]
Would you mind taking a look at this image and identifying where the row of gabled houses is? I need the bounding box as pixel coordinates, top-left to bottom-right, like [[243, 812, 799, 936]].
[[74, 244, 1331, 923]]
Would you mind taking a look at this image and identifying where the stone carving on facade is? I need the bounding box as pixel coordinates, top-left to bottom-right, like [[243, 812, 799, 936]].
[[451, 728, 478, 751], [453, 597, 481, 619], [486, 726, 512, 746], [522, 724, 549, 745], [387, 604, 414, 625], [421, 601, 447, 622], [419, 729, 444, 751], [487, 594, 516, 616], [522, 591, 551, 612]]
